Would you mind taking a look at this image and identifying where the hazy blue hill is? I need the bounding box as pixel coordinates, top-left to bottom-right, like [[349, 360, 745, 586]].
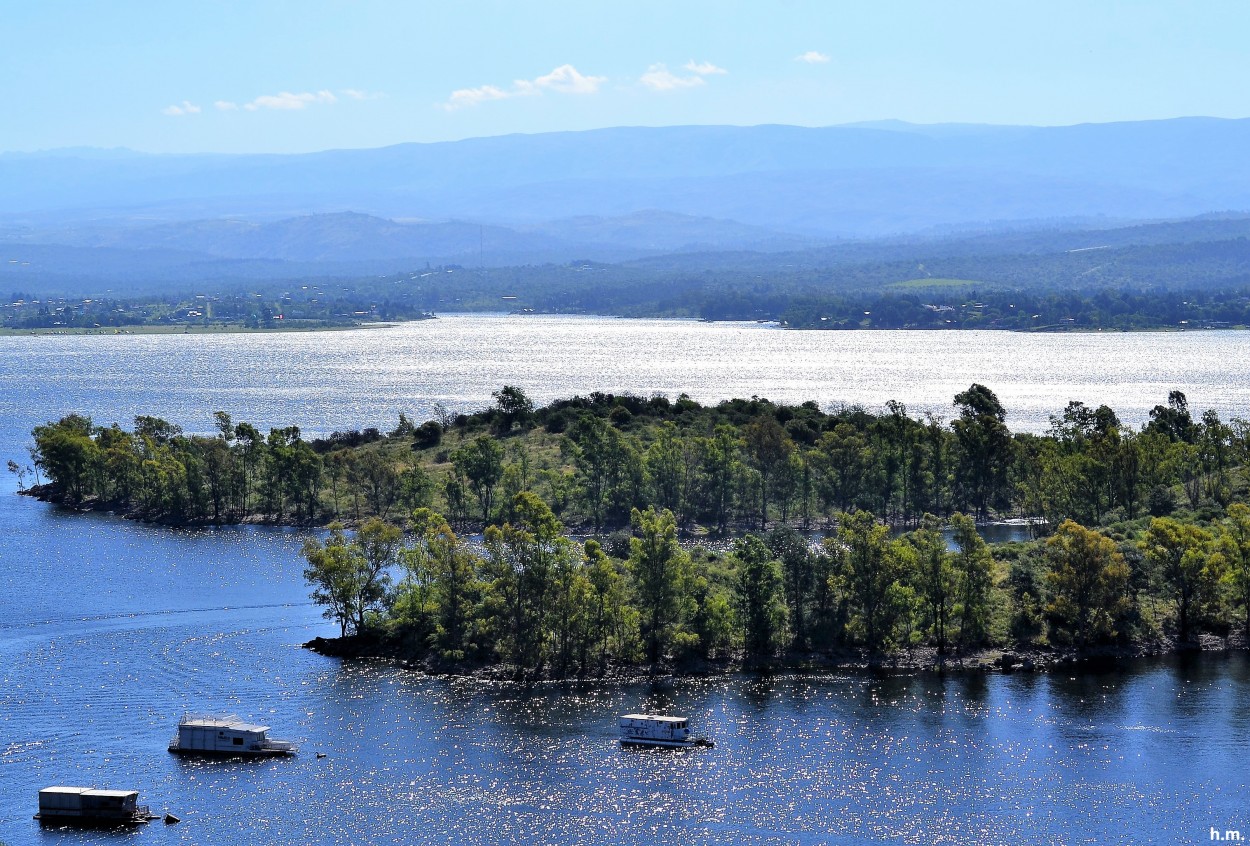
[[522, 210, 815, 252], [4, 119, 1250, 236], [0, 209, 813, 270]]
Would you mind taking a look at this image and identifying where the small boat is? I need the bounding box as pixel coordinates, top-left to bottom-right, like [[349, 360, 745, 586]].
[[35, 786, 158, 826], [168, 713, 298, 757], [619, 714, 714, 749]]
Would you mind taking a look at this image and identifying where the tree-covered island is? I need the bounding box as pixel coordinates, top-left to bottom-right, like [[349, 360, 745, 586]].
[[20, 386, 1250, 678]]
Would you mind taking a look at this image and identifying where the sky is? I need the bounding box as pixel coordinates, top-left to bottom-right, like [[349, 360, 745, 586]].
[[2, 0, 1248, 154]]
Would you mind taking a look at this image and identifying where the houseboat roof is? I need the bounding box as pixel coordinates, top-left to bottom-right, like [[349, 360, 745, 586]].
[[42, 786, 88, 794], [621, 714, 687, 723], [39, 787, 138, 798], [180, 715, 269, 733]]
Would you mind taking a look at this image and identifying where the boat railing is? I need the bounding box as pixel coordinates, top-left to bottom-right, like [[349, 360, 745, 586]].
[[180, 712, 243, 724], [264, 739, 298, 753]]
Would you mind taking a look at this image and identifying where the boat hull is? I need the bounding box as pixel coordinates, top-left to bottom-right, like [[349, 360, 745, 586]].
[[620, 737, 714, 749], [35, 812, 156, 827], [168, 742, 295, 758]]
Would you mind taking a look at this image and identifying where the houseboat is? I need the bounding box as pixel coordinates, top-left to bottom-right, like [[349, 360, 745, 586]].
[[168, 714, 298, 757], [35, 787, 157, 825], [619, 714, 713, 748]]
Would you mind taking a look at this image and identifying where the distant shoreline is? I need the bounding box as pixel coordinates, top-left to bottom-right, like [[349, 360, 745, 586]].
[[0, 321, 399, 337], [2, 312, 1243, 336]]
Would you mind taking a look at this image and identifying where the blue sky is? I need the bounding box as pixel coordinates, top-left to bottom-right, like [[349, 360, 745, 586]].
[[3, 0, 1248, 154]]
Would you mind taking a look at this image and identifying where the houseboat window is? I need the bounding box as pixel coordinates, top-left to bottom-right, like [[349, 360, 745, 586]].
[[233, 737, 244, 745]]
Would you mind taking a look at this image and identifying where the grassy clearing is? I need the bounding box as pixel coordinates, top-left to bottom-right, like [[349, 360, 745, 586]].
[[885, 278, 983, 290]]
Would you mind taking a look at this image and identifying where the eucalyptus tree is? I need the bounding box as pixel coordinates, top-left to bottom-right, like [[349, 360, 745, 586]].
[[907, 514, 957, 654], [733, 534, 787, 657], [1045, 520, 1130, 646], [949, 513, 993, 648], [696, 425, 741, 534], [302, 518, 401, 637], [483, 491, 571, 672], [952, 384, 1012, 521], [1217, 503, 1250, 640], [1142, 516, 1220, 642], [766, 526, 814, 650], [834, 510, 912, 651], [743, 415, 793, 530], [628, 507, 692, 666], [451, 435, 504, 524]]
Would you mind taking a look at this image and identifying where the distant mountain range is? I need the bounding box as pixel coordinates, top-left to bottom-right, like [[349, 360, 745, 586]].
[[4, 117, 1250, 295]]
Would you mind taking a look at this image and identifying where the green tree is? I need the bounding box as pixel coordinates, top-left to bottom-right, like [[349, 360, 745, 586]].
[[482, 491, 568, 672], [492, 385, 534, 433], [949, 512, 993, 648], [1044, 520, 1130, 646], [1142, 516, 1219, 642], [302, 520, 400, 638], [628, 507, 691, 666], [302, 525, 360, 637], [907, 514, 957, 654], [405, 508, 479, 660], [32, 415, 99, 502], [766, 525, 814, 649], [952, 384, 1012, 520], [743, 416, 793, 530], [352, 517, 403, 633], [452, 435, 505, 524], [733, 534, 787, 656], [835, 510, 911, 651], [580, 539, 633, 671], [1217, 503, 1250, 640], [696, 425, 741, 534]]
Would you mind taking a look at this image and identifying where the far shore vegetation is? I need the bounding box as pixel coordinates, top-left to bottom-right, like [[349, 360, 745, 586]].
[[19, 386, 1250, 678]]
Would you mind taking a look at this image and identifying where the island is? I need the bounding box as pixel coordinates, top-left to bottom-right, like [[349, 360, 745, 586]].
[[19, 386, 1250, 679]]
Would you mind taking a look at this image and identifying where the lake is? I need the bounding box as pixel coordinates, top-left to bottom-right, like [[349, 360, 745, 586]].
[[2, 315, 1249, 844], [6, 315, 1250, 440]]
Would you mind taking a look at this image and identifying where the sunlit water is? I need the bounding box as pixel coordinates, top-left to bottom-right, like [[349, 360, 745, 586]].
[[7, 314, 1250, 436], [2, 316, 1249, 844]]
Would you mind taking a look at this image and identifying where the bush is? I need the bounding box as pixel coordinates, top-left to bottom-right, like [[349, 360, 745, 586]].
[[412, 420, 443, 449], [1148, 484, 1176, 517]]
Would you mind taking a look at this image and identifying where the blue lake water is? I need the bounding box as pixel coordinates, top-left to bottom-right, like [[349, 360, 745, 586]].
[[2, 316, 1249, 844]]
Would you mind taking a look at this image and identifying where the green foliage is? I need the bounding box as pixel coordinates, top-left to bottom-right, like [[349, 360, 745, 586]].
[[1044, 520, 1130, 645], [38, 386, 1250, 669], [1141, 516, 1222, 642], [732, 534, 787, 656], [628, 507, 693, 665]]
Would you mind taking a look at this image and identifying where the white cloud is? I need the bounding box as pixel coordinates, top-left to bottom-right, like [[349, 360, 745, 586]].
[[530, 64, 606, 94], [343, 89, 385, 100], [640, 63, 705, 91], [684, 60, 727, 76], [446, 84, 512, 109], [161, 100, 201, 116], [243, 90, 338, 111], [214, 100, 239, 111], [795, 50, 831, 64], [443, 64, 606, 109]]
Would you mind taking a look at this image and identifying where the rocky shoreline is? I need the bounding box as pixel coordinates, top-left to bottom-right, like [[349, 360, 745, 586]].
[[303, 630, 1249, 683]]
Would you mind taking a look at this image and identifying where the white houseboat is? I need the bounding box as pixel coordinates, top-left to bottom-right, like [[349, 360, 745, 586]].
[[619, 714, 713, 748], [35, 787, 157, 825], [168, 714, 298, 757]]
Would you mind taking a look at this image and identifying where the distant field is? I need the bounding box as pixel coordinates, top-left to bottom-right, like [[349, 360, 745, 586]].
[[886, 278, 982, 290]]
